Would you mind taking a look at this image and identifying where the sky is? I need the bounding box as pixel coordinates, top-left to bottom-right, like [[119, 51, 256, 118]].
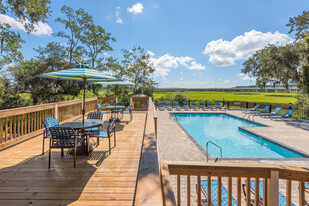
[[0, 0, 308, 88]]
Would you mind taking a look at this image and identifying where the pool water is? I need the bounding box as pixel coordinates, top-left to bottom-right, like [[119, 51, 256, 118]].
[[173, 113, 306, 158]]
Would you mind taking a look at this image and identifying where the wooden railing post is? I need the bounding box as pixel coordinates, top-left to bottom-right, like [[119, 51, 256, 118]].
[[55, 104, 58, 120], [299, 181, 305, 206], [268, 170, 279, 206]]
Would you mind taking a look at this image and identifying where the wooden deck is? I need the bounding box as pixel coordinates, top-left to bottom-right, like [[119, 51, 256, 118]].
[[0, 113, 147, 206]]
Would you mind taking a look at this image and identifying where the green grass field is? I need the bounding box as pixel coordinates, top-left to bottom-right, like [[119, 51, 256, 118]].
[[154, 91, 297, 104]]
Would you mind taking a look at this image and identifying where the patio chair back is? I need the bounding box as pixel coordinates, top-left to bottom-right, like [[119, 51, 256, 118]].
[[252, 104, 260, 110], [215, 102, 221, 107], [207, 102, 213, 107], [87, 112, 103, 120], [183, 102, 188, 106], [97, 104, 102, 112], [107, 119, 116, 136], [272, 107, 281, 114], [199, 101, 204, 106], [260, 105, 270, 112], [159, 101, 164, 107], [191, 102, 196, 106], [42, 117, 59, 135], [49, 127, 76, 148], [174, 102, 180, 107], [125, 105, 132, 112], [167, 102, 172, 107], [284, 109, 294, 117], [116, 102, 124, 106]]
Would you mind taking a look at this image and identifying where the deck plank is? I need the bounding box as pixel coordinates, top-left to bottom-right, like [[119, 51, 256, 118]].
[[0, 113, 146, 205]]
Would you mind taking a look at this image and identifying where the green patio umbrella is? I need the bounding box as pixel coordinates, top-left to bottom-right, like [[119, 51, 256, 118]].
[[38, 64, 119, 123]]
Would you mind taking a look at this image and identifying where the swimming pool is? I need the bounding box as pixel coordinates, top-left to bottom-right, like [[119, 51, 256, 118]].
[[173, 113, 306, 158]]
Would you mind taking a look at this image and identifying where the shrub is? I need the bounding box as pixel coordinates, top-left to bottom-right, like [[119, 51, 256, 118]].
[[173, 94, 187, 103]]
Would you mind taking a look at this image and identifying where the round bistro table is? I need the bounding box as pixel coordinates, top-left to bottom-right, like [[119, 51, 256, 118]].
[[60, 120, 103, 155], [104, 105, 126, 122]]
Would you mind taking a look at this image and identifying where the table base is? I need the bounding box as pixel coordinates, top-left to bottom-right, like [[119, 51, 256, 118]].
[[68, 144, 94, 155]]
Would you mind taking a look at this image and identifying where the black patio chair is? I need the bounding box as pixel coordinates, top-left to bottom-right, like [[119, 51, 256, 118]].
[[48, 127, 85, 168], [86, 112, 104, 132], [121, 105, 133, 122], [42, 117, 59, 155], [90, 118, 116, 154]]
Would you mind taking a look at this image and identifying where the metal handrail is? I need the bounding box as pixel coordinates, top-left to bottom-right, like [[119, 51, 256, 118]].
[[170, 113, 178, 121], [206, 140, 223, 162]]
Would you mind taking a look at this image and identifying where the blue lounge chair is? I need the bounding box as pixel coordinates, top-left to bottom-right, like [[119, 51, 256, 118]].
[[250, 105, 270, 115], [158, 101, 165, 111], [242, 104, 260, 114], [166, 101, 173, 111], [305, 182, 309, 192], [183, 102, 190, 110], [207, 102, 217, 110], [199, 101, 208, 110], [260, 107, 281, 117], [245, 180, 296, 206], [191, 101, 199, 110], [174, 102, 182, 111], [270, 109, 294, 120], [201, 179, 237, 206], [215, 102, 225, 110]]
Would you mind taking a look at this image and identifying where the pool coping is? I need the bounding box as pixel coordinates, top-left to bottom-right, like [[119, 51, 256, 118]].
[[169, 112, 309, 161]]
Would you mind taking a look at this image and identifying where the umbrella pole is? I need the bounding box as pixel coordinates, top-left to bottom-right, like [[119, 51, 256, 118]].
[[82, 78, 86, 124], [115, 85, 118, 121]]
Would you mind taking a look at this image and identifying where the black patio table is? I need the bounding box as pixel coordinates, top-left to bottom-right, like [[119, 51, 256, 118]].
[[60, 120, 103, 155], [105, 105, 126, 121]]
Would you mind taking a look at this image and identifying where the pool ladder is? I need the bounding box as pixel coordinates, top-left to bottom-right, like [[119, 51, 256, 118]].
[[206, 140, 223, 162], [170, 113, 178, 121]]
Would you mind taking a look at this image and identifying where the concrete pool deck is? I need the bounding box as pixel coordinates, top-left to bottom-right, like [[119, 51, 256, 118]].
[[157, 109, 309, 167], [157, 109, 309, 205]]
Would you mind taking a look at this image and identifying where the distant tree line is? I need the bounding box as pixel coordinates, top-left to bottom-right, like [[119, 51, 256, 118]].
[[242, 10, 309, 108], [0, 2, 156, 109]]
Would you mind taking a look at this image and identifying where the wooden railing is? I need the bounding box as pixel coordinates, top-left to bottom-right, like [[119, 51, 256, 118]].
[[161, 161, 309, 206], [131, 97, 149, 111], [0, 98, 101, 148], [134, 97, 163, 205], [97, 97, 117, 109]]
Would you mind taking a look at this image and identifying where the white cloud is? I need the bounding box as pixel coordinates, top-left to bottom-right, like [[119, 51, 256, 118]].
[[0, 14, 52, 36], [127, 3, 144, 14], [203, 30, 293, 66], [223, 80, 230, 83], [106, 15, 113, 20], [149, 53, 205, 79], [180, 72, 184, 76], [115, 11, 123, 24], [238, 73, 256, 81], [187, 61, 206, 70], [115, 7, 123, 24]]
